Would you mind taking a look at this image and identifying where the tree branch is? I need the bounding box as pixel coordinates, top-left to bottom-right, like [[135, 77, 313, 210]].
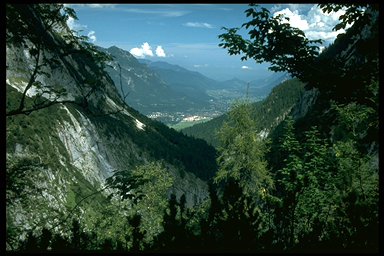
[[16, 41, 42, 113], [7, 99, 78, 116]]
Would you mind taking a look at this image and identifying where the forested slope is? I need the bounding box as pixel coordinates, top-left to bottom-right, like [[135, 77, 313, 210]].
[[6, 4, 217, 251], [181, 4, 379, 253], [182, 78, 305, 147]]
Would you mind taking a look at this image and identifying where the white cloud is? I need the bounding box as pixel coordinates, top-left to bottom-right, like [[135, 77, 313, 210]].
[[272, 4, 351, 43], [183, 22, 214, 29], [273, 8, 309, 31], [155, 46, 166, 57], [130, 42, 154, 58], [306, 30, 344, 41], [305, 5, 349, 40], [241, 65, 252, 70], [130, 43, 167, 58], [66, 16, 75, 30], [66, 17, 97, 43], [66, 16, 87, 31], [87, 31, 96, 42]]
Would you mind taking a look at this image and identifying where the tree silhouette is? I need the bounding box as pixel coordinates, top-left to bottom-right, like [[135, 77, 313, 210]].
[[219, 4, 378, 103], [128, 214, 146, 252]]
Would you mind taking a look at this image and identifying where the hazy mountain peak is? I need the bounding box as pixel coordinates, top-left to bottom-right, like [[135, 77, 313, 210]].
[[106, 45, 137, 61]]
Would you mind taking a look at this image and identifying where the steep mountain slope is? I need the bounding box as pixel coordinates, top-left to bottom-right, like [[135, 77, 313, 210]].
[[6, 5, 216, 251], [182, 78, 305, 147], [103, 47, 197, 112], [102, 46, 219, 124]]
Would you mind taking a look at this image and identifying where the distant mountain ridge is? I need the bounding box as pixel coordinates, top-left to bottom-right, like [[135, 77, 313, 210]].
[[102, 46, 216, 123], [102, 46, 289, 124]]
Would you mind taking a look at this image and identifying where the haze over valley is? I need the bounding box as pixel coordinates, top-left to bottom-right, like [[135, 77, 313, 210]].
[[102, 45, 289, 126]]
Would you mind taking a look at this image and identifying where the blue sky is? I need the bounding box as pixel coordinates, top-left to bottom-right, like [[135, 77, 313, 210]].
[[67, 4, 349, 81]]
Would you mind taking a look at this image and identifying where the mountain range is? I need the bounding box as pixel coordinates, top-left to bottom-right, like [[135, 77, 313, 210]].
[[6, 4, 379, 252], [102, 46, 289, 124]]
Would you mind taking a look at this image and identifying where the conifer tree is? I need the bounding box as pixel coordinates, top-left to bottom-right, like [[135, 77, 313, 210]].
[[215, 100, 273, 197], [213, 100, 275, 252]]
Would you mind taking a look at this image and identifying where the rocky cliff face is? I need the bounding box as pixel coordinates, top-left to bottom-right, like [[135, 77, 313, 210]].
[[6, 5, 212, 250], [291, 88, 319, 120]]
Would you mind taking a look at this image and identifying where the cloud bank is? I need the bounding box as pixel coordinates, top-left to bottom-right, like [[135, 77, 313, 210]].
[[66, 16, 87, 31], [272, 4, 351, 43], [130, 42, 167, 58]]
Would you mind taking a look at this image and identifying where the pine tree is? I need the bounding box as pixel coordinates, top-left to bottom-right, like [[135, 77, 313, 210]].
[[215, 100, 273, 197], [212, 100, 275, 252]]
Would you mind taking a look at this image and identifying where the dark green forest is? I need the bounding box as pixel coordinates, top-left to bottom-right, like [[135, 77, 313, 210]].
[[6, 3, 379, 253]]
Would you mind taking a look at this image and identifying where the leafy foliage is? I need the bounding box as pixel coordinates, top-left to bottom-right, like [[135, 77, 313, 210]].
[[218, 4, 322, 80], [269, 92, 378, 251], [6, 155, 47, 206], [202, 101, 278, 252], [106, 161, 174, 247], [6, 3, 379, 253], [218, 4, 379, 105], [214, 100, 273, 196], [319, 4, 374, 31]]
